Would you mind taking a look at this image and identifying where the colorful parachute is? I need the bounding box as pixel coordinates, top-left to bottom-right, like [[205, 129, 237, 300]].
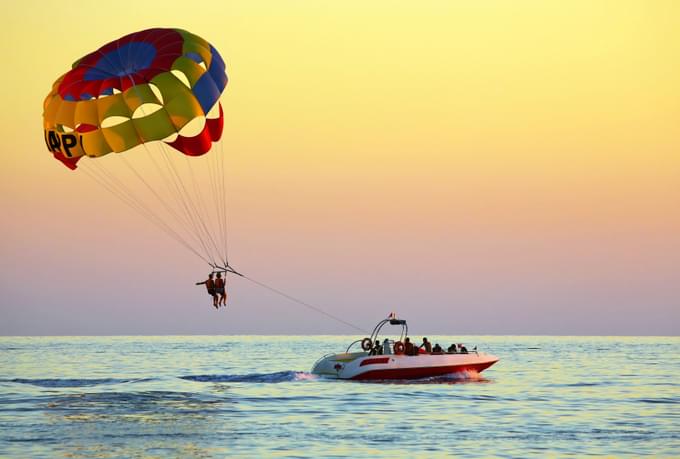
[[43, 28, 232, 269], [43, 28, 227, 170]]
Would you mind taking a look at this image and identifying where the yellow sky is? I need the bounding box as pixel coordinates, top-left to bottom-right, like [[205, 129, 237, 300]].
[[1, 1, 679, 334]]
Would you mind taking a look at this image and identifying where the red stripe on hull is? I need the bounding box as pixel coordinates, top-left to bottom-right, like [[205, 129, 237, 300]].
[[351, 360, 497, 380], [360, 357, 390, 367]]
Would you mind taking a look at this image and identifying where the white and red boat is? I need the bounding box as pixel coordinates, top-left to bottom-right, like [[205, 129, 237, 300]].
[[311, 316, 499, 380]]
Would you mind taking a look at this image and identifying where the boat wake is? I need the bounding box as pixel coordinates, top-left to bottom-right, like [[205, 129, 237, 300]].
[[2, 371, 484, 388], [0, 377, 152, 388], [3, 373, 319, 388], [180, 371, 317, 384], [424, 369, 490, 384], [357, 370, 491, 385]]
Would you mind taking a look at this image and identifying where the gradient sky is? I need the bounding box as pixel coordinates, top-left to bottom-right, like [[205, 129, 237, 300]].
[[1, 1, 679, 335]]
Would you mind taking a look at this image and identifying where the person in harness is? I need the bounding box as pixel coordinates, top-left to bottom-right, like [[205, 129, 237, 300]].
[[196, 273, 218, 309], [214, 272, 227, 307]]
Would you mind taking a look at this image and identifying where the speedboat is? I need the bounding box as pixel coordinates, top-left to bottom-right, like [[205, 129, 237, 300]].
[[311, 315, 499, 380]]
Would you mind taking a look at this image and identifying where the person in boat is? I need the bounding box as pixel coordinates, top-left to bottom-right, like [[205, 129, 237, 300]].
[[214, 272, 226, 307], [432, 343, 443, 354], [447, 343, 458, 353], [370, 340, 383, 356], [195, 273, 218, 309], [404, 337, 415, 356], [419, 337, 432, 354], [382, 338, 391, 355], [459, 344, 469, 354]]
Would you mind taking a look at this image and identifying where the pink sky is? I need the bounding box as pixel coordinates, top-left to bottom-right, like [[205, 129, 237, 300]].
[[1, 1, 679, 335]]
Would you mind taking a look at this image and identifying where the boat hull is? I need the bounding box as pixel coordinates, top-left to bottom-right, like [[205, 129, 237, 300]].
[[312, 352, 499, 380]]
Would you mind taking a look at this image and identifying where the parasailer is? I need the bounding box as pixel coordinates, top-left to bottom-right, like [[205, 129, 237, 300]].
[[214, 272, 227, 307], [195, 273, 218, 309], [43, 27, 234, 306]]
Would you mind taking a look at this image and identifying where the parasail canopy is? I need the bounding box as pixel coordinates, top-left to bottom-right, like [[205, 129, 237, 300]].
[[43, 28, 232, 269], [43, 28, 228, 170]]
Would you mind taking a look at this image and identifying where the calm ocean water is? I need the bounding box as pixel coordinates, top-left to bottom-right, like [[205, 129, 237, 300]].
[[1, 335, 678, 458]]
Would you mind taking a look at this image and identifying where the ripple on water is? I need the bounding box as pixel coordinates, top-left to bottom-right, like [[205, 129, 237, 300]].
[[0, 378, 153, 388], [0, 335, 678, 458]]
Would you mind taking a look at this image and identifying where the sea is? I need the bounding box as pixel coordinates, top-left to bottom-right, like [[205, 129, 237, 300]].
[[1, 335, 678, 458]]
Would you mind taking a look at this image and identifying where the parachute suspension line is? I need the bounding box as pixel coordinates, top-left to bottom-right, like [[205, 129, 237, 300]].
[[157, 143, 214, 264], [118, 153, 206, 256], [80, 165, 182, 257], [206, 135, 228, 266], [146, 139, 215, 265], [146, 141, 218, 265], [240, 274, 369, 334], [157, 141, 223, 264], [219, 137, 229, 265], [82, 160, 208, 263], [80, 163, 145, 215], [79, 162, 211, 264], [180, 151, 224, 262], [139, 144, 210, 256], [206, 139, 227, 264], [155, 143, 219, 266]]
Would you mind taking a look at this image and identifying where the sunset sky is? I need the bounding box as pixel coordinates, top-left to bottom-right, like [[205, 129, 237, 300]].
[[1, 1, 678, 335]]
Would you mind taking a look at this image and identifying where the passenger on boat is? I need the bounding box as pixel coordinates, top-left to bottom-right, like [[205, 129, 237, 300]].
[[432, 343, 443, 354], [382, 338, 391, 355], [447, 343, 458, 353], [404, 337, 416, 356], [419, 337, 432, 353], [370, 340, 383, 356], [459, 344, 469, 354]]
